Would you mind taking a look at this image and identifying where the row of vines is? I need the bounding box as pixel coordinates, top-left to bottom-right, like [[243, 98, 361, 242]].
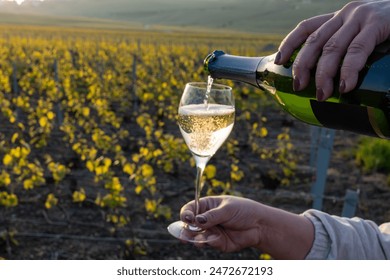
[[0, 25, 299, 259]]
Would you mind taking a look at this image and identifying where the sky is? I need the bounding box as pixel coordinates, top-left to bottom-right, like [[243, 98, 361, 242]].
[[3, 0, 26, 4], [2, 0, 45, 5]]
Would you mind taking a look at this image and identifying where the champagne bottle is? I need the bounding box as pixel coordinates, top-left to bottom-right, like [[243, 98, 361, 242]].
[[204, 44, 390, 139]]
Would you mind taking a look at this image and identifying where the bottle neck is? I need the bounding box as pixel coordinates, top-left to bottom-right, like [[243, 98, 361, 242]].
[[205, 50, 264, 87]]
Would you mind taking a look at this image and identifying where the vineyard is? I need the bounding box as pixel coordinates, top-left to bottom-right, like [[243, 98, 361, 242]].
[[0, 24, 389, 260]]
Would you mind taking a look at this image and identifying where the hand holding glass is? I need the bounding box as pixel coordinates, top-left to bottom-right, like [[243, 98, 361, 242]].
[[167, 82, 235, 243]]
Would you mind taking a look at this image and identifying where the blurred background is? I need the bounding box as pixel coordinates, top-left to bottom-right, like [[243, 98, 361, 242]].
[[1, 0, 350, 33], [1, 0, 389, 260]]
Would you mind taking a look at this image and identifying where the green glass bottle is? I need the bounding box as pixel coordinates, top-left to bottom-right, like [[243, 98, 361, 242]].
[[204, 45, 390, 139]]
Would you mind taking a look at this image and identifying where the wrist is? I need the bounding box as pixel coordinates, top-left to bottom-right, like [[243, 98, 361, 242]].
[[254, 205, 315, 259]]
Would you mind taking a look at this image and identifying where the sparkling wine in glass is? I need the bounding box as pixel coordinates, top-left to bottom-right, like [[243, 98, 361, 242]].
[[167, 80, 235, 243]]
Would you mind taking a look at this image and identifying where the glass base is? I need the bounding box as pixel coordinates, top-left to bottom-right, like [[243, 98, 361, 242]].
[[167, 221, 220, 243]]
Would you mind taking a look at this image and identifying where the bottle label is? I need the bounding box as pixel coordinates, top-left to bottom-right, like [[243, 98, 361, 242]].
[[310, 100, 379, 137]]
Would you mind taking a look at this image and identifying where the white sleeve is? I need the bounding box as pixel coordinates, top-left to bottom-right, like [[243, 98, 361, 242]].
[[301, 209, 390, 259]]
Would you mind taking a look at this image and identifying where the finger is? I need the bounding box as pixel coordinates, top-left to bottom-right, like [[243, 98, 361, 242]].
[[194, 204, 231, 230], [180, 196, 221, 224], [206, 229, 238, 253], [314, 22, 360, 100], [206, 234, 227, 252], [204, 227, 229, 252], [340, 26, 382, 93], [292, 14, 344, 91], [180, 209, 195, 224], [276, 13, 334, 65], [180, 201, 196, 224]]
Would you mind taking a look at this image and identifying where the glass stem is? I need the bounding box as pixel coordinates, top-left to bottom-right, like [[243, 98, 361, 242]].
[[194, 165, 205, 217], [193, 156, 210, 217]]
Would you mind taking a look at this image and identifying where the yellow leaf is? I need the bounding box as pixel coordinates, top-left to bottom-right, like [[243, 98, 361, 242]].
[[10, 148, 20, 158], [145, 199, 157, 213], [18, 122, 25, 131], [88, 148, 97, 160], [72, 143, 81, 151], [132, 154, 140, 163], [142, 93, 154, 101], [231, 167, 244, 182], [123, 163, 135, 175], [103, 157, 112, 167], [211, 179, 224, 188], [141, 164, 153, 177], [3, 154, 12, 166], [72, 188, 86, 203], [110, 177, 122, 192], [21, 147, 30, 157], [86, 160, 94, 172], [205, 164, 217, 179], [119, 215, 128, 226], [82, 107, 90, 117], [23, 179, 34, 190], [115, 145, 121, 153], [107, 214, 118, 223], [7, 193, 18, 207], [153, 149, 163, 157], [260, 127, 268, 137], [0, 171, 11, 186], [135, 185, 143, 194], [260, 253, 272, 260], [95, 166, 104, 175], [45, 193, 58, 209], [140, 147, 149, 156], [47, 111, 55, 120], [0, 192, 18, 207], [39, 116, 48, 127], [11, 133, 18, 143]]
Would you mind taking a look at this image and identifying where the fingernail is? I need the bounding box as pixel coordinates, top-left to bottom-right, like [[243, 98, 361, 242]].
[[293, 76, 300, 91], [339, 79, 346, 93], [316, 88, 325, 102], [274, 51, 282, 64], [196, 215, 207, 225], [184, 215, 193, 223]]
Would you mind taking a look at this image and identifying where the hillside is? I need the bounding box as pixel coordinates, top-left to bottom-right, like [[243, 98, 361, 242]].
[[0, 0, 350, 34]]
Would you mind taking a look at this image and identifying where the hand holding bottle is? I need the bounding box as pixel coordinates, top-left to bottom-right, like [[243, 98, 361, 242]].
[[275, 0, 390, 101], [180, 195, 314, 259]]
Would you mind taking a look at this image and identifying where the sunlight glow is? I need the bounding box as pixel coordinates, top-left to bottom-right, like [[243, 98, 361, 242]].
[[2, 0, 45, 5]]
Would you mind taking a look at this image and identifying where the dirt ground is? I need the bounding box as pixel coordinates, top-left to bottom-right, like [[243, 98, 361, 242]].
[[1, 107, 389, 260]]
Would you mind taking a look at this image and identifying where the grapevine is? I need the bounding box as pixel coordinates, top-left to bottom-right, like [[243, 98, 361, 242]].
[[0, 25, 301, 259]]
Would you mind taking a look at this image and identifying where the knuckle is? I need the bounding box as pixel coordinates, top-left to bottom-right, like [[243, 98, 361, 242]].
[[315, 69, 326, 84], [321, 38, 343, 56], [347, 41, 368, 56], [340, 66, 353, 80], [340, 58, 360, 92], [343, 1, 362, 11], [305, 31, 321, 45], [353, 3, 377, 18], [296, 19, 315, 37], [340, 63, 360, 78], [340, 1, 367, 15], [292, 57, 308, 74]]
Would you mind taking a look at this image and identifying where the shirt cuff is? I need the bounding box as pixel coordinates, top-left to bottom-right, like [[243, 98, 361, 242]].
[[302, 211, 332, 259]]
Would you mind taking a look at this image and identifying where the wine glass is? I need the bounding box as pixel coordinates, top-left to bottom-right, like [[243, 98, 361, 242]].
[[167, 81, 235, 243]]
